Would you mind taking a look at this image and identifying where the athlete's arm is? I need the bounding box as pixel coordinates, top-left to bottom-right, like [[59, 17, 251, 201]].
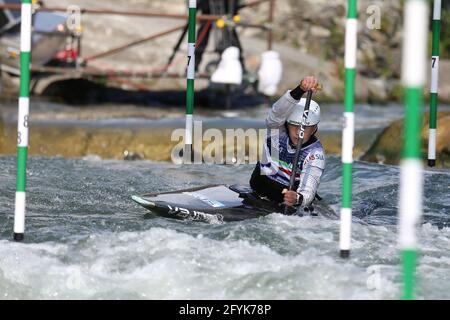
[[297, 166, 323, 206], [265, 89, 304, 129], [296, 152, 325, 207], [265, 76, 318, 129]]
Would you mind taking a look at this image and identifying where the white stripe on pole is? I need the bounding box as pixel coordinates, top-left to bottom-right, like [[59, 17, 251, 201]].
[[20, 4, 32, 52], [14, 192, 26, 234], [344, 19, 357, 69], [398, 159, 423, 249], [185, 114, 193, 145], [433, 0, 441, 19], [189, 0, 197, 8], [402, 1, 428, 86], [187, 43, 195, 80], [339, 208, 352, 250], [428, 129, 436, 159], [18, 97, 29, 147], [430, 56, 439, 93], [342, 112, 354, 164]]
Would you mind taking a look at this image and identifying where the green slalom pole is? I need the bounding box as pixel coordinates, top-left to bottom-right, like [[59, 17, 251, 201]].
[[339, 0, 357, 259], [13, 0, 32, 242], [398, 0, 428, 300], [184, 0, 196, 164], [427, 0, 441, 167]]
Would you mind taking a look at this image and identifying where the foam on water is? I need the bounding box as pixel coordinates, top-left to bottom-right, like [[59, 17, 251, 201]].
[[0, 156, 449, 299], [1, 221, 449, 300]]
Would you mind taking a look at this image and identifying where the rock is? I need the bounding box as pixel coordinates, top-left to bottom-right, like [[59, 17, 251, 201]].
[[0, 119, 5, 153], [354, 74, 370, 102], [361, 119, 403, 165], [310, 26, 331, 38], [362, 112, 450, 167], [435, 60, 450, 102], [0, 121, 375, 161], [0, 72, 20, 98], [366, 78, 388, 102]]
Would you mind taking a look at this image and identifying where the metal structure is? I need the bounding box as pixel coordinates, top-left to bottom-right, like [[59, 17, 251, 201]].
[[0, 0, 276, 93]]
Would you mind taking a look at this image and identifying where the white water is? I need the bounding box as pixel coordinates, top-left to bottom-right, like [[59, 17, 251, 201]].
[[1, 215, 449, 299]]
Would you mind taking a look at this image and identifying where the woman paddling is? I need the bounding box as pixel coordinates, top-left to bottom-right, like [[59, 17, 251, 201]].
[[250, 76, 325, 211]]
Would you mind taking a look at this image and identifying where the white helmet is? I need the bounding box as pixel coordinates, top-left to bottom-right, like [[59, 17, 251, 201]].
[[286, 98, 321, 126]]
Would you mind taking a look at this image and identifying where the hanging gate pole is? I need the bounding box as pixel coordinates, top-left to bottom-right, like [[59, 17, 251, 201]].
[[184, 0, 197, 163], [339, 0, 357, 258], [427, 0, 441, 167], [13, 0, 32, 241], [399, 0, 428, 300]]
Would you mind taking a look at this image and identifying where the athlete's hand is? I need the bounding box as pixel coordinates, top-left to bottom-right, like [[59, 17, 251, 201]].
[[282, 189, 298, 207], [300, 76, 319, 93]]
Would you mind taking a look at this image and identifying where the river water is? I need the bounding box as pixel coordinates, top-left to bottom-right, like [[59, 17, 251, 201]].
[[0, 100, 449, 299], [0, 154, 449, 300]]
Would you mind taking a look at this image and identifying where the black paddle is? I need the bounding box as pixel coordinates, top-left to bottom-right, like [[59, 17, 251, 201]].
[[283, 89, 314, 215]]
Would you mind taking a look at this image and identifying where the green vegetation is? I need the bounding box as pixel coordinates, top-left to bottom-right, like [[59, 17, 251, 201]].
[[390, 82, 404, 102], [325, 25, 344, 61]]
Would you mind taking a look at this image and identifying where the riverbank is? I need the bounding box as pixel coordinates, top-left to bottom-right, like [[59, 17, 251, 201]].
[[0, 115, 377, 162], [362, 112, 450, 167], [2, 99, 449, 167]]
